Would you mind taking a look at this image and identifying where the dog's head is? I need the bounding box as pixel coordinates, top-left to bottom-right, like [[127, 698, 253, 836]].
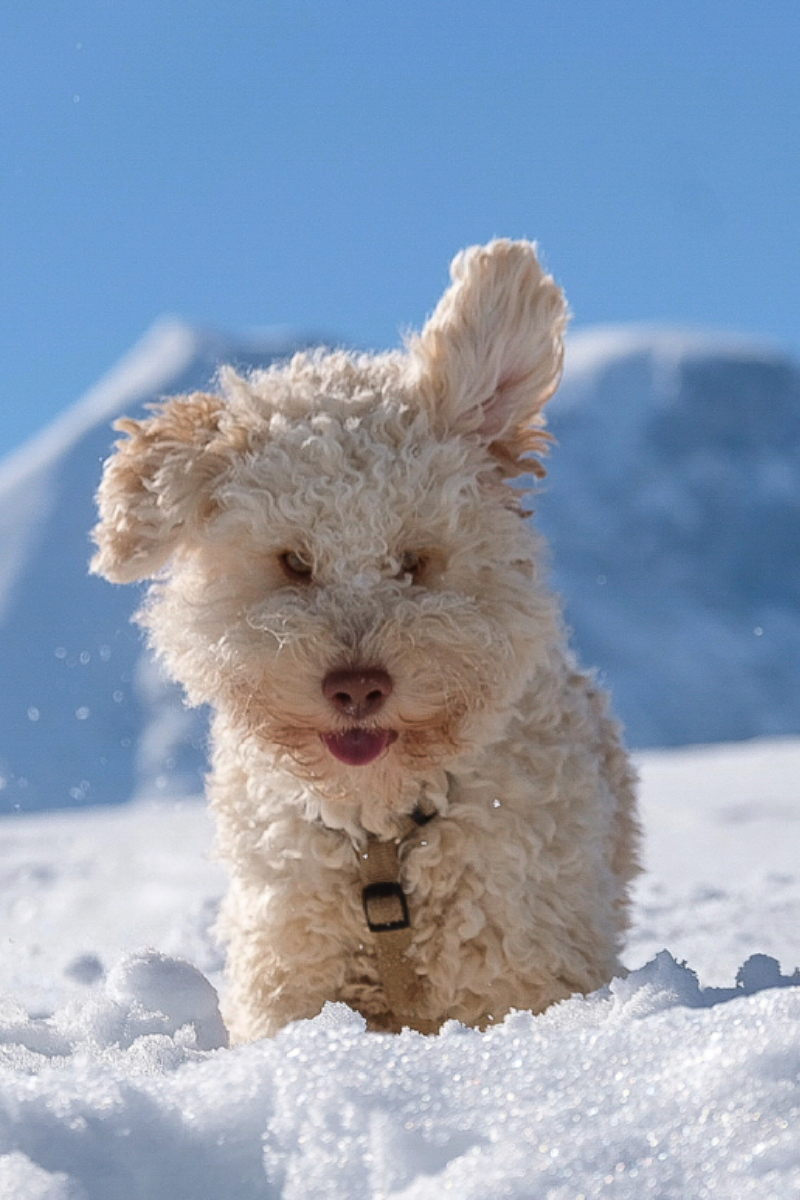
[[91, 240, 568, 806]]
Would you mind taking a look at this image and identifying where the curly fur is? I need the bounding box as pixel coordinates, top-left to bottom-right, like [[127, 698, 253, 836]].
[[91, 239, 640, 1040]]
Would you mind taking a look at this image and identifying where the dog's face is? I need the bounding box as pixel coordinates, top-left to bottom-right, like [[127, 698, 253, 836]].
[[92, 240, 567, 807]]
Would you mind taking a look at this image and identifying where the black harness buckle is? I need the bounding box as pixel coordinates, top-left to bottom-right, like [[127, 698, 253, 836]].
[[362, 881, 410, 933]]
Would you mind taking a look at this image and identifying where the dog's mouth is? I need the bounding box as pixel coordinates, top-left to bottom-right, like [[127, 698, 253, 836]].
[[320, 729, 398, 767]]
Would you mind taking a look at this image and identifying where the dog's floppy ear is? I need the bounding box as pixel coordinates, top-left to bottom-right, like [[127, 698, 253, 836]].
[[408, 239, 568, 476], [91, 392, 229, 583]]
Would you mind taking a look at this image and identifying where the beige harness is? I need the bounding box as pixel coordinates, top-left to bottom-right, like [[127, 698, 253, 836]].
[[354, 805, 440, 1034]]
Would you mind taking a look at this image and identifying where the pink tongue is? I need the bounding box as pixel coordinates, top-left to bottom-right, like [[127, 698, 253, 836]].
[[321, 729, 396, 767]]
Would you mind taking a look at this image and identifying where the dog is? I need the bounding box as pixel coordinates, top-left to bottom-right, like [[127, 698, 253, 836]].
[[91, 239, 640, 1040]]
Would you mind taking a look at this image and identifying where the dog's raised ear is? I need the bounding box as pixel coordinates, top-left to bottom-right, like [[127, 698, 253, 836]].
[[407, 239, 568, 476], [90, 392, 231, 583]]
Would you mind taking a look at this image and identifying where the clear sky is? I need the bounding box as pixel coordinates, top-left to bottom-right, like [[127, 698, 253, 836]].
[[2, 0, 799, 461]]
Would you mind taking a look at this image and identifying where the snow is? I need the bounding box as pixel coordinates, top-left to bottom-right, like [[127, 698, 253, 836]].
[[558, 324, 788, 395], [0, 737, 798, 1197]]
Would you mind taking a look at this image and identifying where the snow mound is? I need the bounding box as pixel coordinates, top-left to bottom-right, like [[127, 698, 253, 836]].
[[0, 952, 797, 1199], [0, 950, 226, 1075]]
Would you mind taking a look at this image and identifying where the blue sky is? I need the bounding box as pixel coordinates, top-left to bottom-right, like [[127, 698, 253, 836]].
[[2, 1, 799, 460]]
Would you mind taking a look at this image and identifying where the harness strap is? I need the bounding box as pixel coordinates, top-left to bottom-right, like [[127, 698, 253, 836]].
[[355, 805, 439, 1034]]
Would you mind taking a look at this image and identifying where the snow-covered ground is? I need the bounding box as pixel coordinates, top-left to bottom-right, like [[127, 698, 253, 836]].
[[0, 737, 798, 1198]]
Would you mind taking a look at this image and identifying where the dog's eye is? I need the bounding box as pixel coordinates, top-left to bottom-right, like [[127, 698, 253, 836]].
[[280, 551, 313, 582], [398, 551, 426, 579]]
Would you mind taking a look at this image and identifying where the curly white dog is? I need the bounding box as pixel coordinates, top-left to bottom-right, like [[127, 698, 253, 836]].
[[92, 239, 640, 1040]]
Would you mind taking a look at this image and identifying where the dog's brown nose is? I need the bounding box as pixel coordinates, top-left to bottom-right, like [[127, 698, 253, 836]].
[[322, 667, 393, 720]]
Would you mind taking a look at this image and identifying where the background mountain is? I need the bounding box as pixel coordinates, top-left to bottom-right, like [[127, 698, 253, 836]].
[[0, 322, 797, 812], [0, 321, 317, 812], [540, 327, 800, 747]]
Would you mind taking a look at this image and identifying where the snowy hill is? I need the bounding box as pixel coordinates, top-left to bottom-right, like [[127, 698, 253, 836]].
[[0, 321, 798, 811], [538, 327, 800, 748], [0, 321, 319, 812]]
